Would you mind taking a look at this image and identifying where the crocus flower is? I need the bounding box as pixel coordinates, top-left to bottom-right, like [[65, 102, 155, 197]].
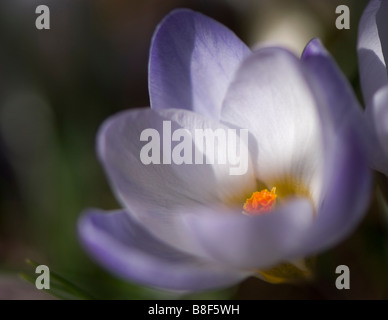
[[358, 0, 388, 176], [78, 9, 371, 291]]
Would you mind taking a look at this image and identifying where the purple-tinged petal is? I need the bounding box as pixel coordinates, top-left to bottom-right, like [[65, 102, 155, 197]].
[[294, 125, 372, 257], [300, 37, 325, 58], [301, 39, 366, 136], [78, 208, 249, 291], [97, 108, 255, 254], [181, 198, 314, 269], [357, 1, 388, 175], [149, 9, 250, 120], [358, 0, 388, 107], [370, 86, 388, 173], [302, 38, 378, 180], [221, 47, 324, 204], [377, 0, 388, 65], [300, 39, 372, 255]]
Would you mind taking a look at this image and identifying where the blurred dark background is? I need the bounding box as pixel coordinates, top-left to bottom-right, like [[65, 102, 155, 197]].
[[1, 0, 387, 299]]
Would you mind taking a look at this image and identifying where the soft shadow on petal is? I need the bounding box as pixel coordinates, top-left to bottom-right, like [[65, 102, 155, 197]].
[[302, 39, 373, 157], [302, 38, 364, 131], [302, 38, 377, 192], [376, 0, 388, 75], [181, 198, 314, 269], [97, 108, 256, 253], [358, 0, 387, 107], [78, 208, 249, 291], [371, 86, 388, 168], [295, 125, 372, 257], [149, 9, 250, 120], [221, 47, 323, 203], [300, 39, 372, 256]]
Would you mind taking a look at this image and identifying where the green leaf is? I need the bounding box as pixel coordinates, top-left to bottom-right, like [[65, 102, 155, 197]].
[[21, 259, 95, 300]]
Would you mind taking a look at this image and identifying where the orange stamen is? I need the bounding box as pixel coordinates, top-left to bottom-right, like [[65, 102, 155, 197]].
[[243, 187, 277, 215]]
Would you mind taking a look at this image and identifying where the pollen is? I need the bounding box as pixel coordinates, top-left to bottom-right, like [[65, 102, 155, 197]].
[[243, 187, 277, 215]]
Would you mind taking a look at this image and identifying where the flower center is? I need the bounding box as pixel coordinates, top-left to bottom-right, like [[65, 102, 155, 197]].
[[243, 187, 277, 215]]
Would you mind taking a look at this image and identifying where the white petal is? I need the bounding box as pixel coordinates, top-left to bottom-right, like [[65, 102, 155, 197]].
[[98, 108, 256, 253], [221, 47, 323, 204], [180, 198, 314, 269]]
